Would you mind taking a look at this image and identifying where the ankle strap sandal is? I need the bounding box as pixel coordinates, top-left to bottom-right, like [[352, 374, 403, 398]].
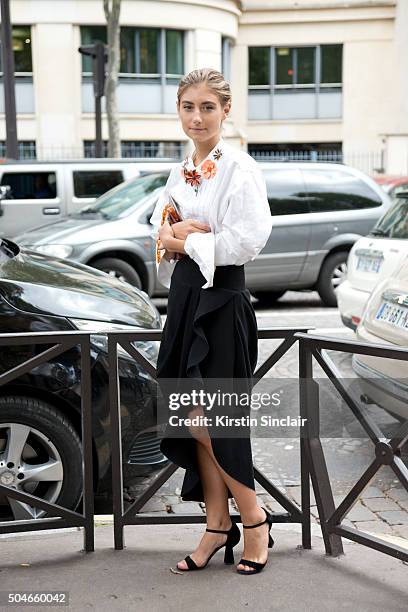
[[177, 521, 241, 571], [237, 507, 274, 575]]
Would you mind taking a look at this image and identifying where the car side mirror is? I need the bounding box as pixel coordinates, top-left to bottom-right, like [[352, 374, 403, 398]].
[[0, 185, 11, 200], [0, 185, 11, 216], [145, 206, 155, 225]]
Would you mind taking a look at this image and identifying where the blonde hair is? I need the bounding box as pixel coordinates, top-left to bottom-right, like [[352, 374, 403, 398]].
[[177, 68, 232, 110]]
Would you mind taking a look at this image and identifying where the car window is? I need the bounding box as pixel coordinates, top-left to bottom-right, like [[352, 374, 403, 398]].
[[73, 170, 124, 198], [0, 172, 57, 199], [263, 169, 309, 215], [77, 172, 169, 221], [370, 196, 408, 239], [391, 183, 408, 199], [302, 168, 382, 212]]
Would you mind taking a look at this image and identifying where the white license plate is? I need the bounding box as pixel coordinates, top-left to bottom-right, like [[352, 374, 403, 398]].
[[375, 301, 408, 329], [356, 256, 382, 273]]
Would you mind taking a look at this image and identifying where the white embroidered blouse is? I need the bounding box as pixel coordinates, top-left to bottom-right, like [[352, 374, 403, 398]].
[[149, 137, 273, 290]]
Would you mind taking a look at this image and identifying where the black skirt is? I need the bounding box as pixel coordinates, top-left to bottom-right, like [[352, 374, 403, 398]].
[[157, 255, 258, 502]]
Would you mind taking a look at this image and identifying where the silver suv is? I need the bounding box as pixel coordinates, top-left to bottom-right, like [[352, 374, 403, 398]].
[[14, 162, 391, 307]]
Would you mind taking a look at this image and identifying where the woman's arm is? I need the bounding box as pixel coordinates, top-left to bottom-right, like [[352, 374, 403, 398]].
[[159, 219, 211, 255], [159, 222, 187, 255]]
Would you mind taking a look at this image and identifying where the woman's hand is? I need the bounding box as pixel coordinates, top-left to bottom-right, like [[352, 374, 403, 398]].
[[158, 221, 175, 250], [172, 219, 211, 241], [163, 249, 176, 262]]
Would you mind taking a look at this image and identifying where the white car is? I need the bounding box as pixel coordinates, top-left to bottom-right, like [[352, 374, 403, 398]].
[[352, 255, 408, 421], [338, 193, 408, 330]]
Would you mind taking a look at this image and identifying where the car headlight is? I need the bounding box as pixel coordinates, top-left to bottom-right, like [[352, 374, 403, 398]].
[[34, 244, 73, 258], [68, 318, 159, 367]]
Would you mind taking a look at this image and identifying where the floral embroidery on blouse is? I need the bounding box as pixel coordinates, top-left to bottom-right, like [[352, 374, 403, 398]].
[[183, 167, 202, 190], [181, 146, 223, 195], [201, 159, 217, 179], [213, 148, 222, 161]]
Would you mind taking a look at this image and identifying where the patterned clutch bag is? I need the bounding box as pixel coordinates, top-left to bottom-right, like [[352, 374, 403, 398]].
[[156, 196, 185, 264]]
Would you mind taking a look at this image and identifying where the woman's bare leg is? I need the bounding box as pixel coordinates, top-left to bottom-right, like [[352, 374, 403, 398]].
[[176, 439, 231, 569], [187, 407, 270, 573]]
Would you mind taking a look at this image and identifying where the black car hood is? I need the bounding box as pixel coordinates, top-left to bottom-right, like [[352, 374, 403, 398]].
[[0, 244, 159, 328]]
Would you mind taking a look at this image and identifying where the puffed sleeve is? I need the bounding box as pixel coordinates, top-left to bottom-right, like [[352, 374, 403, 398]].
[[148, 167, 179, 288], [183, 166, 273, 289]]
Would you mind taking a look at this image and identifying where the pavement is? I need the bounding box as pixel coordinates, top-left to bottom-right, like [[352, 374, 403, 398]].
[[1, 520, 407, 611]]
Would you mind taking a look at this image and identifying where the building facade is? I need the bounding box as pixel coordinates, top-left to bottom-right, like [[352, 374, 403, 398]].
[[0, 0, 406, 174]]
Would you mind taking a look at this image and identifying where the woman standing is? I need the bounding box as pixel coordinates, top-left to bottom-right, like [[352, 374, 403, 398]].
[[149, 68, 273, 575]]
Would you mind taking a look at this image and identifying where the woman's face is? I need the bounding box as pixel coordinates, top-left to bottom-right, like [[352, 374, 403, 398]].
[[177, 83, 230, 144]]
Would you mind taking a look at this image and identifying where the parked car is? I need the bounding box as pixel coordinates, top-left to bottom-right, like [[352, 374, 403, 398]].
[[0, 237, 168, 520], [14, 162, 391, 306], [338, 192, 408, 330], [0, 158, 176, 237], [352, 254, 408, 422], [15, 172, 170, 291], [373, 175, 408, 201]]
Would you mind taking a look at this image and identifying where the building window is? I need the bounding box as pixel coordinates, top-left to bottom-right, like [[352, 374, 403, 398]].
[[248, 142, 343, 161], [139, 29, 159, 74], [275, 47, 292, 86], [0, 140, 36, 159], [296, 47, 315, 85], [249, 47, 269, 86], [121, 141, 183, 158], [221, 37, 232, 82], [0, 26, 32, 74], [80, 26, 106, 73], [80, 26, 184, 78], [321, 44, 342, 85], [83, 140, 183, 159], [167, 30, 184, 76], [250, 44, 342, 89], [248, 44, 342, 119]]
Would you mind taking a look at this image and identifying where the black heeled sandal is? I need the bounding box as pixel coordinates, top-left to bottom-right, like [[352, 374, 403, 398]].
[[237, 507, 274, 575], [177, 521, 241, 571]]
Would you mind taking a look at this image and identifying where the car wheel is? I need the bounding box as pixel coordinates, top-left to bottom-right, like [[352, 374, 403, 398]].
[[317, 251, 348, 307], [252, 290, 286, 306], [0, 396, 82, 521], [92, 257, 142, 289]]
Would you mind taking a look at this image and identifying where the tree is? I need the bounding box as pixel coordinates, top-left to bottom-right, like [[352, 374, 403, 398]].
[[104, 0, 121, 158]]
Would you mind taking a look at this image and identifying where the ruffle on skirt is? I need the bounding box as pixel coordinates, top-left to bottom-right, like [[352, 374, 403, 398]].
[[157, 255, 258, 502]]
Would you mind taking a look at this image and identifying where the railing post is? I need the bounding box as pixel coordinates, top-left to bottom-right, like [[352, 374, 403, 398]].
[[108, 334, 125, 550], [81, 335, 95, 552], [298, 340, 311, 550], [299, 339, 343, 556]]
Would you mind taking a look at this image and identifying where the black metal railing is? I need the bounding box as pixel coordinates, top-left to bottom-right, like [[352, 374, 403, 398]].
[[0, 331, 94, 552], [108, 327, 313, 550], [2, 328, 407, 566], [297, 332, 408, 563]]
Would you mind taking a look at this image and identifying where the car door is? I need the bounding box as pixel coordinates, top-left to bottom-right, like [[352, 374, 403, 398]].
[[245, 167, 311, 288], [0, 166, 65, 238]]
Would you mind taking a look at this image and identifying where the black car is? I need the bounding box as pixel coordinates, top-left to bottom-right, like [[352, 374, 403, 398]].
[[0, 238, 168, 520]]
